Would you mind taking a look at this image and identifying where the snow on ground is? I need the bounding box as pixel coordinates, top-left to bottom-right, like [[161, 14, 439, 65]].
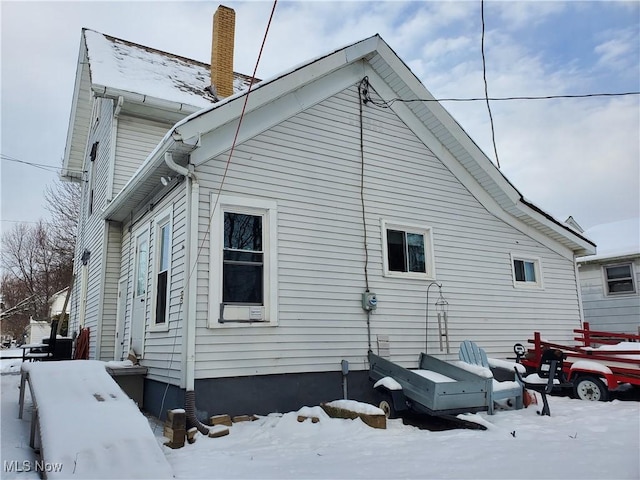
[[2, 353, 639, 480]]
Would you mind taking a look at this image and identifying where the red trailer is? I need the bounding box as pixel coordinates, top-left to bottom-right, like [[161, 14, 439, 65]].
[[516, 322, 640, 401]]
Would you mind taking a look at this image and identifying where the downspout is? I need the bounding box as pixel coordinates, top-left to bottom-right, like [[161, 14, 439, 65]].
[[164, 152, 208, 434], [574, 254, 586, 328], [106, 96, 124, 203]]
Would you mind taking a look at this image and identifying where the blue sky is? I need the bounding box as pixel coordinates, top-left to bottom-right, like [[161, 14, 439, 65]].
[[1, 1, 639, 242]]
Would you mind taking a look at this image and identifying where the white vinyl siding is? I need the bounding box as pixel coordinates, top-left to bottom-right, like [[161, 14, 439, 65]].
[[113, 116, 172, 196], [187, 84, 582, 379], [119, 189, 186, 384], [579, 257, 640, 333], [68, 98, 114, 359]]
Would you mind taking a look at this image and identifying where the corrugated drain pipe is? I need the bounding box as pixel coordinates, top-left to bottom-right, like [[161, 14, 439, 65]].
[[164, 152, 209, 435], [185, 390, 210, 434]]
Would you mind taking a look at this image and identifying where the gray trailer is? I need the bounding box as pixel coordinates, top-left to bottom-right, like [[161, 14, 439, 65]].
[[369, 351, 491, 418]]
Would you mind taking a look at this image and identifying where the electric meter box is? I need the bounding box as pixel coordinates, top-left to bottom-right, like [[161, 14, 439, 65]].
[[362, 292, 378, 311]]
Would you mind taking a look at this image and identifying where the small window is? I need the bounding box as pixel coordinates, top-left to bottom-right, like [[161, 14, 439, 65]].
[[604, 263, 635, 295], [511, 254, 543, 289], [382, 220, 435, 279], [88, 142, 98, 215]]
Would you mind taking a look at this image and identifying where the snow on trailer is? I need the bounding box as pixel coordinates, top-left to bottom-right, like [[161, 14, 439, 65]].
[[17, 360, 173, 479], [368, 351, 491, 419], [517, 322, 640, 401]]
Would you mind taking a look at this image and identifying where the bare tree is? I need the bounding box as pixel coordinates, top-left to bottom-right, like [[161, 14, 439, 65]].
[[44, 178, 80, 263], [0, 220, 73, 338]]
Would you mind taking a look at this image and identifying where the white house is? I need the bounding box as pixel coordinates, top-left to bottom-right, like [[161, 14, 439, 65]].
[[577, 218, 640, 333], [49, 287, 70, 318], [62, 7, 595, 419]]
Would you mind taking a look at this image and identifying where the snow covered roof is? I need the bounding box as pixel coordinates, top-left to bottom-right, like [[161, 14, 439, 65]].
[[61, 29, 257, 181], [84, 29, 255, 108], [577, 217, 640, 263]]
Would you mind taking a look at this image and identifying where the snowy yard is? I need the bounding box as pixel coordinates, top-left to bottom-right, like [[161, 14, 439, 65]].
[[1, 353, 639, 480]]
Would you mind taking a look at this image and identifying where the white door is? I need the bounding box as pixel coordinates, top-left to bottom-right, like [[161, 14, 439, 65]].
[[130, 226, 149, 357], [114, 277, 127, 360]]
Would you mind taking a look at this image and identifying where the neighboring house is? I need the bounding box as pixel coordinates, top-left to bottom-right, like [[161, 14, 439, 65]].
[[577, 218, 640, 333], [62, 7, 595, 418], [26, 318, 51, 345], [49, 287, 70, 318]]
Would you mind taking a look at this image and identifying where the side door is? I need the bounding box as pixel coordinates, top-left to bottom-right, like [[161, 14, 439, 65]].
[[130, 224, 149, 357]]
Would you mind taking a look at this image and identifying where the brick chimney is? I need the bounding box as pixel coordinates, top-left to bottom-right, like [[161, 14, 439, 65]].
[[211, 5, 235, 98]]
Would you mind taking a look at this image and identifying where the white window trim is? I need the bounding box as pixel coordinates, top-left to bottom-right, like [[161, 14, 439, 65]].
[[510, 254, 544, 289], [381, 219, 436, 280], [602, 262, 636, 296], [209, 195, 278, 328], [149, 206, 173, 331]]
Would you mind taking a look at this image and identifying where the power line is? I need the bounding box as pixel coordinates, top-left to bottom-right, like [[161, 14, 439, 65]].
[[379, 91, 640, 105], [1, 154, 61, 173], [481, 0, 500, 169]]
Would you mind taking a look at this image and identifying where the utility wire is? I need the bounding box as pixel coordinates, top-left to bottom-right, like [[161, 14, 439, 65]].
[[190, 0, 278, 279], [156, 0, 279, 424], [1, 154, 61, 173], [1, 153, 84, 175], [338, 91, 640, 107], [481, 0, 501, 168]]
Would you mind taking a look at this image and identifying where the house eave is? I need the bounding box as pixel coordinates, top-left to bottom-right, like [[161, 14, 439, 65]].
[[102, 135, 193, 223], [577, 251, 639, 265]]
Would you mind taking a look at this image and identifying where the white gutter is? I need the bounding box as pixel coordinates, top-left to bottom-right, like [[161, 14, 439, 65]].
[[164, 152, 199, 391], [101, 137, 176, 220], [91, 85, 204, 115]]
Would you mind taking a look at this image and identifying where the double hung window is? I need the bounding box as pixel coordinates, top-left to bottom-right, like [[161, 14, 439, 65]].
[[152, 208, 172, 327], [210, 196, 277, 326]]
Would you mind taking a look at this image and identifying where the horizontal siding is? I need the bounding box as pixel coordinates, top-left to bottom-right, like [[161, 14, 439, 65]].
[[113, 116, 172, 196], [67, 98, 114, 358], [189, 84, 584, 379], [579, 259, 640, 333], [119, 186, 187, 384], [99, 221, 122, 360]]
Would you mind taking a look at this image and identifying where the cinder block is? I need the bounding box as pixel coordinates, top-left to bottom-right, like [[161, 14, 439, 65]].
[[209, 414, 232, 427]]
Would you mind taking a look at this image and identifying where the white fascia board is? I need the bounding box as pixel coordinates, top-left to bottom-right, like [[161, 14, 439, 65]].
[[189, 62, 366, 166], [373, 39, 522, 207], [61, 35, 89, 181], [175, 36, 379, 146], [577, 251, 639, 265], [369, 44, 596, 259], [363, 66, 578, 261], [513, 199, 596, 255]]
